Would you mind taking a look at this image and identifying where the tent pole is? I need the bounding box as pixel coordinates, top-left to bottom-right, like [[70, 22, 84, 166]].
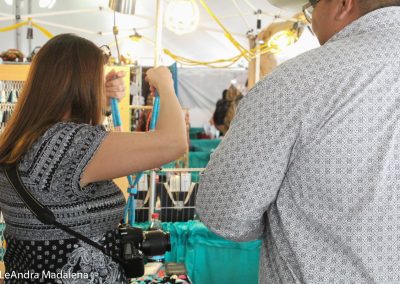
[[154, 0, 164, 67], [255, 42, 261, 83], [28, 0, 32, 54], [149, 0, 164, 222], [254, 9, 262, 84], [15, 0, 22, 51], [149, 170, 157, 222]]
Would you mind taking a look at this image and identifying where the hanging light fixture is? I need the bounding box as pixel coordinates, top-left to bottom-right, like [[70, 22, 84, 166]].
[[4, 0, 13, 6], [267, 30, 298, 52], [165, 0, 200, 35], [266, 21, 305, 53], [129, 29, 142, 42], [108, 0, 136, 15], [108, 0, 136, 64]]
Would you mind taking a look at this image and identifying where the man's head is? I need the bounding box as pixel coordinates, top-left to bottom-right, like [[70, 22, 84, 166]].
[[305, 0, 400, 44]]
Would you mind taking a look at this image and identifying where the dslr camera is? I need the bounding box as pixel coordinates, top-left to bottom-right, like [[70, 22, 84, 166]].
[[118, 224, 171, 278]]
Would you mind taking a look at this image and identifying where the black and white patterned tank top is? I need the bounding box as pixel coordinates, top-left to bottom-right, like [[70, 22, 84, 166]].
[[0, 122, 127, 283]]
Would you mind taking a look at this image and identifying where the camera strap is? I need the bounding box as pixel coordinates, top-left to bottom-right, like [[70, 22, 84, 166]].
[[3, 164, 127, 266]]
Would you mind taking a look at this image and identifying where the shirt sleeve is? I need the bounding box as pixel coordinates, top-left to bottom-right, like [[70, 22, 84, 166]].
[[196, 68, 302, 242], [34, 123, 108, 196], [64, 124, 107, 188]]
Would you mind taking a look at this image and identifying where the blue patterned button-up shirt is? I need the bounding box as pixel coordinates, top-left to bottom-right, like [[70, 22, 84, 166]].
[[197, 7, 400, 284]]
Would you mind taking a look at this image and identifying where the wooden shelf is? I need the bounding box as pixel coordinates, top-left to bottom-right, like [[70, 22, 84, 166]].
[[130, 105, 153, 110], [0, 64, 30, 81], [160, 168, 205, 172]]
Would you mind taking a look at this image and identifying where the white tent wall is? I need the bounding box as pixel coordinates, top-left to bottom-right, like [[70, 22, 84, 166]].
[[178, 67, 247, 127]]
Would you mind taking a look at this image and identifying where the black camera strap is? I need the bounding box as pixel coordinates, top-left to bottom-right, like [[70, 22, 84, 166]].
[[3, 164, 127, 266]]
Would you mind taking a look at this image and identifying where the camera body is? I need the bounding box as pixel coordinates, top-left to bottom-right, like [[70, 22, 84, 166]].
[[118, 224, 171, 278]]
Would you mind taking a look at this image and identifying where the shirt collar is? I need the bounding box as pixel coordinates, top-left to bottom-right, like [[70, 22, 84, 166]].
[[327, 6, 400, 43]]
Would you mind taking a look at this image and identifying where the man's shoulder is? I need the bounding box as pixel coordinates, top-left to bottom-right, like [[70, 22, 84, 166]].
[[277, 29, 398, 79], [259, 36, 368, 92], [273, 43, 340, 78], [243, 43, 348, 111], [250, 46, 329, 97]]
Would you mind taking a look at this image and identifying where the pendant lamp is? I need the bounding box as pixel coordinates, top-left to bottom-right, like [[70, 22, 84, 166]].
[[109, 0, 136, 15]]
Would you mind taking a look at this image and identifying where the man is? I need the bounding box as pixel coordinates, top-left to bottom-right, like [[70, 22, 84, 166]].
[[196, 0, 400, 283]]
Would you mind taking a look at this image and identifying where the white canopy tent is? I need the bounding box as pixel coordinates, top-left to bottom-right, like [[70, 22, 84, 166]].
[[0, 0, 319, 126]]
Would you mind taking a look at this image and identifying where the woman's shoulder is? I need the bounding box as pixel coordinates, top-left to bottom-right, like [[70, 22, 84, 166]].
[[43, 121, 105, 140], [40, 121, 106, 146], [28, 121, 106, 155]]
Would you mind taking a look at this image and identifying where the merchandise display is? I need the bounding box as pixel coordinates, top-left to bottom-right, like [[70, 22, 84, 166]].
[[0, 49, 24, 62], [134, 170, 202, 223], [0, 80, 22, 131], [131, 274, 192, 284]]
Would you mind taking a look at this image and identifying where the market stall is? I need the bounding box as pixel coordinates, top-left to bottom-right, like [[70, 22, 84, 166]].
[[0, 0, 320, 283]]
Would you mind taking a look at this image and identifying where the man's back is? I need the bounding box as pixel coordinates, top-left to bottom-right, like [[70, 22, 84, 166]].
[[197, 7, 400, 283]]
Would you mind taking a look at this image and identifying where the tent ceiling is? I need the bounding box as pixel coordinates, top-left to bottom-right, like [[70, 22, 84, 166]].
[[0, 0, 312, 66]]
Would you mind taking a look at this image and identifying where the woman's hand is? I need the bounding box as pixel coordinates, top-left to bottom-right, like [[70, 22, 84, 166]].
[[105, 69, 126, 101], [145, 66, 174, 91]]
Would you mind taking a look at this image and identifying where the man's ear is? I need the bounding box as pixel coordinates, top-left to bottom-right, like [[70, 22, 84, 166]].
[[334, 0, 356, 21]]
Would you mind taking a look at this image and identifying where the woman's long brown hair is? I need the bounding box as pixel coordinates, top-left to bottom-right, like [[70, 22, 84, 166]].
[[0, 34, 106, 164]]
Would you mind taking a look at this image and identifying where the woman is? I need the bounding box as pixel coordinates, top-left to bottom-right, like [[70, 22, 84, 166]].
[[0, 34, 187, 283], [212, 86, 243, 136]]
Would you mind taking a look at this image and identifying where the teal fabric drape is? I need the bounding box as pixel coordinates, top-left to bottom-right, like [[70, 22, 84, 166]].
[[189, 128, 204, 139], [189, 152, 211, 169], [190, 139, 221, 153]]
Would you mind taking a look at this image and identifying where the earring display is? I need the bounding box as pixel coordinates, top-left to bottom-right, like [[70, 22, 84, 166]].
[[0, 80, 23, 132]]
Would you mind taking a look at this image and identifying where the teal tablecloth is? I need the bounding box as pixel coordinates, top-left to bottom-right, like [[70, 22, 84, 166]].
[[137, 221, 261, 284], [189, 128, 205, 139], [189, 152, 211, 169], [190, 139, 221, 153]]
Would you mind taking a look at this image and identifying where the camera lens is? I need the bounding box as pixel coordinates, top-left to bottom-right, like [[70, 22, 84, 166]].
[[140, 230, 171, 256]]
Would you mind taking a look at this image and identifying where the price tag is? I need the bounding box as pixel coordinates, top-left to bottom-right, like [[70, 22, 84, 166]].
[[138, 174, 148, 191], [180, 173, 191, 192]]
